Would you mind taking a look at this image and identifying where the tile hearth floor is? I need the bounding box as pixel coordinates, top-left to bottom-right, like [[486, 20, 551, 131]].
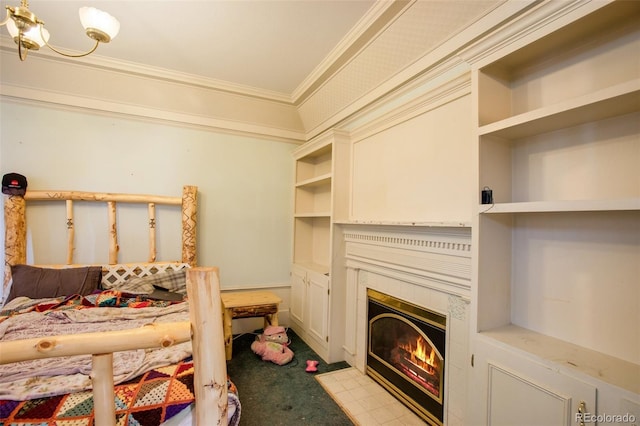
[[316, 367, 425, 425]]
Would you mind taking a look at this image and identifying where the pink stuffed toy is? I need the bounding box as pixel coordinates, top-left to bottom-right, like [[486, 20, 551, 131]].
[[250, 326, 294, 365], [262, 326, 290, 345]]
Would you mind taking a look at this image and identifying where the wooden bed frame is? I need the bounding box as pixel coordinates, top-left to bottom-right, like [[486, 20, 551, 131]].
[[1, 185, 228, 426]]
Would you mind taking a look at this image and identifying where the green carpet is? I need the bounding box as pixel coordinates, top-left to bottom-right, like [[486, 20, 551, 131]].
[[226, 329, 354, 425]]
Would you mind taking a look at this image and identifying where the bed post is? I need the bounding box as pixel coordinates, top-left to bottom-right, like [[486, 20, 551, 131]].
[[186, 267, 228, 425], [92, 353, 116, 426], [181, 185, 197, 266], [3, 194, 26, 293]]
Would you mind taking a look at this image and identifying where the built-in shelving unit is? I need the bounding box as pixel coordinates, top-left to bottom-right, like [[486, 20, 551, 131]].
[[291, 130, 350, 363], [474, 0, 639, 396], [293, 143, 332, 272]]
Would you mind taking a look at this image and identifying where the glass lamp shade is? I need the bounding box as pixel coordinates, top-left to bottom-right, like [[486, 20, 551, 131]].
[[79, 7, 120, 41], [6, 18, 50, 48]]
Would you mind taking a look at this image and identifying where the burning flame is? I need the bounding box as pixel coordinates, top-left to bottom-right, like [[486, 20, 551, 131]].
[[400, 336, 436, 368]]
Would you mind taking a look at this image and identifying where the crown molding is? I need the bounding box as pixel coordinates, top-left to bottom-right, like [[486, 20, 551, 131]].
[[0, 35, 293, 104], [0, 1, 410, 108], [456, 0, 608, 67], [299, 0, 611, 140], [291, 0, 412, 104], [1, 44, 306, 143], [299, 0, 524, 141], [347, 68, 471, 144], [0, 86, 305, 144], [0, 3, 414, 106]]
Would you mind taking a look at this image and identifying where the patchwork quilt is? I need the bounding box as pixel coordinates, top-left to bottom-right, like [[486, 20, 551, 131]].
[[0, 359, 241, 426], [0, 294, 191, 400], [0, 292, 241, 425]]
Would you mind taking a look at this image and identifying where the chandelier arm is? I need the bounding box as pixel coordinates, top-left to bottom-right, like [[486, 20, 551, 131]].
[[0, 9, 11, 27], [39, 25, 100, 58], [17, 32, 27, 61], [43, 38, 100, 58]]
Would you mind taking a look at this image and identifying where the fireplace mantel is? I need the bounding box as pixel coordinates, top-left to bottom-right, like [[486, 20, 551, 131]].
[[339, 223, 472, 425], [342, 223, 471, 296]]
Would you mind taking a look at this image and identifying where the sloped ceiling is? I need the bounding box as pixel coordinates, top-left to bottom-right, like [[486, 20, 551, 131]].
[[1, 0, 505, 139], [1, 0, 378, 99], [2, 1, 502, 100]]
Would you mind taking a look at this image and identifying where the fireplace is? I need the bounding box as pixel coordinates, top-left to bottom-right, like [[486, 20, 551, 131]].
[[343, 224, 471, 424], [367, 288, 446, 425]]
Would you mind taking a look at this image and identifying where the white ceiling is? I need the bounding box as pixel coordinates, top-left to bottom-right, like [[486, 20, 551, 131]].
[[13, 0, 378, 96]]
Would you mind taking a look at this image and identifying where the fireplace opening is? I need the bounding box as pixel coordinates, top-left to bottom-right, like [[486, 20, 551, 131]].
[[367, 289, 446, 425]]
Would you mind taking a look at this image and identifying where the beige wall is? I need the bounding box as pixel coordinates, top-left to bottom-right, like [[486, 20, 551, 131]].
[[0, 50, 305, 143], [0, 100, 297, 299], [350, 94, 473, 224]]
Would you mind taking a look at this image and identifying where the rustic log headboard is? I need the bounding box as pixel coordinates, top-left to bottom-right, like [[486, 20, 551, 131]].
[[3, 185, 198, 294]]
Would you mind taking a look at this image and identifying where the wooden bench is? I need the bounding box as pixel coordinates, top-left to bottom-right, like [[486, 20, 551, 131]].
[[221, 291, 282, 360]]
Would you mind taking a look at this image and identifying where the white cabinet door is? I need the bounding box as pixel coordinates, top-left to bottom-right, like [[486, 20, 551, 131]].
[[469, 336, 597, 426], [290, 266, 307, 325], [290, 266, 330, 356], [307, 270, 329, 346]]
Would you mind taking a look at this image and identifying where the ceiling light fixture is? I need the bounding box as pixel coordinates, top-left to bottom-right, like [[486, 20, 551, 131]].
[[1, 0, 119, 61]]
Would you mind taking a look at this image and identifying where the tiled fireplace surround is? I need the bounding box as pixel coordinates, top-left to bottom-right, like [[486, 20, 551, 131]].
[[341, 225, 472, 425]]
